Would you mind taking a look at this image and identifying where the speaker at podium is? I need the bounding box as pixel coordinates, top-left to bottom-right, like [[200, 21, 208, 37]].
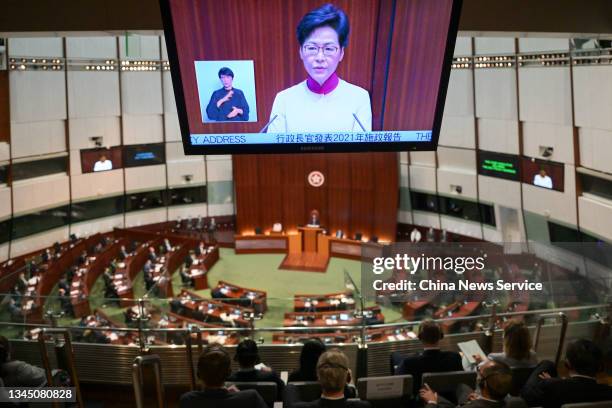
[[299, 209, 323, 253]]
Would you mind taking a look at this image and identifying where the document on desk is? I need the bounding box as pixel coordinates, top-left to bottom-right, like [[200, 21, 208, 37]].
[[458, 340, 486, 364]]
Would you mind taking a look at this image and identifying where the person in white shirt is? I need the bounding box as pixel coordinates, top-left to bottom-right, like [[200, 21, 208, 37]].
[[533, 169, 553, 189], [93, 154, 113, 172], [267, 4, 371, 133]]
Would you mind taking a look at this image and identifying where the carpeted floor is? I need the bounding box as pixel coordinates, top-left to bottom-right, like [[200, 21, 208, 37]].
[[49, 248, 402, 334]]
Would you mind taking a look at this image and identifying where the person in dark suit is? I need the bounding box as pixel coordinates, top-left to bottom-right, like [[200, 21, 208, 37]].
[[228, 339, 285, 401], [205, 67, 250, 122], [148, 247, 157, 262], [77, 250, 88, 266], [419, 360, 513, 408], [521, 339, 612, 408], [0, 336, 47, 388], [119, 245, 129, 261], [391, 319, 462, 394], [143, 260, 154, 291], [179, 343, 267, 408], [286, 349, 370, 408]]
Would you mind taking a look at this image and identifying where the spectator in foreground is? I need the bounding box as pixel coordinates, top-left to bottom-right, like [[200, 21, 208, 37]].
[[289, 339, 327, 382], [420, 359, 512, 408], [180, 343, 267, 408], [471, 320, 538, 369], [228, 339, 285, 400], [0, 335, 47, 387], [392, 319, 462, 394], [287, 349, 370, 408], [521, 339, 612, 408]]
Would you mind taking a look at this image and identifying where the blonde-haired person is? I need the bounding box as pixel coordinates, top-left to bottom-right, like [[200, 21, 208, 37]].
[[286, 348, 370, 408]]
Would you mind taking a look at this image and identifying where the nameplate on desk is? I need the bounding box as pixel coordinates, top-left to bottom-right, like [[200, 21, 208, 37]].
[[235, 239, 287, 250]]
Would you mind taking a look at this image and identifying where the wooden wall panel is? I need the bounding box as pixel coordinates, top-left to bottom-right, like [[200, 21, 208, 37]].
[[304, 154, 328, 227], [233, 155, 260, 233], [372, 152, 398, 241], [234, 152, 397, 240], [258, 155, 283, 230], [349, 154, 374, 238], [383, 0, 454, 130], [327, 154, 351, 235], [281, 154, 306, 231]]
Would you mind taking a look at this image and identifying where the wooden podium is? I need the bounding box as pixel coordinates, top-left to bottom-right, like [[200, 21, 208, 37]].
[[298, 226, 324, 253]]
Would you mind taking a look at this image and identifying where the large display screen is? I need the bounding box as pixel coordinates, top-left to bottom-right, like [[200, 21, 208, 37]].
[[80, 147, 123, 174], [123, 144, 166, 168], [160, 0, 462, 154], [521, 157, 565, 192]]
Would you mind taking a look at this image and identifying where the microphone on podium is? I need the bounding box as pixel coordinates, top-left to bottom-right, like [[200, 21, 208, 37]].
[[352, 113, 366, 132], [260, 114, 278, 133]]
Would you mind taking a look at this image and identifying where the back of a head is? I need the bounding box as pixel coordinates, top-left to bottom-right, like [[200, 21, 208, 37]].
[[481, 360, 512, 401], [418, 319, 443, 346], [0, 336, 9, 364], [503, 320, 532, 360], [317, 349, 349, 394], [565, 339, 603, 377], [197, 343, 231, 388], [299, 339, 326, 377], [235, 339, 259, 368]]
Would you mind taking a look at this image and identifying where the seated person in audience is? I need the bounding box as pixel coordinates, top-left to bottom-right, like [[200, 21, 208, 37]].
[[58, 288, 72, 316], [195, 241, 206, 256], [228, 339, 285, 400], [8, 298, 23, 319], [143, 260, 154, 291], [184, 251, 196, 268], [289, 339, 327, 381], [0, 335, 47, 387], [471, 320, 537, 369], [16, 272, 28, 293], [211, 285, 225, 299], [67, 265, 78, 282], [93, 242, 103, 254], [180, 343, 267, 408], [521, 339, 612, 408], [419, 359, 512, 408], [163, 238, 173, 253], [53, 241, 62, 255], [119, 245, 129, 261], [180, 267, 195, 287], [286, 349, 369, 408], [148, 246, 157, 262], [58, 277, 70, 293], [288, 340, 359, 399], [77, 250, 88, 266], [392, 319, 462, 394], [41, 248, 51, 263]]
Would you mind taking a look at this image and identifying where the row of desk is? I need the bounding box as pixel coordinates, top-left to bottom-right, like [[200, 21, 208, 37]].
[[171, 289, 255, 328], [283, 306, 384, 328], [212, 280, 267, 314]]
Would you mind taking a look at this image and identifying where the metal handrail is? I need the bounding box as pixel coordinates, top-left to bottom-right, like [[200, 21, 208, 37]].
[[132, 354, 166, 408], [37, 328, 84, 408], [5, 302, 609, 335], [534, 312, 568, 366]]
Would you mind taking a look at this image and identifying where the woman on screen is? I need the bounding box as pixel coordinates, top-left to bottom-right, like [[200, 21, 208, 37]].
[[267, 4, 372, 133]]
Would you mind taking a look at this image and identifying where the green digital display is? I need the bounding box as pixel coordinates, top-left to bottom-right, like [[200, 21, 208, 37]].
[[482, 159, 517, 174], [478, 151, 520, 181]]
